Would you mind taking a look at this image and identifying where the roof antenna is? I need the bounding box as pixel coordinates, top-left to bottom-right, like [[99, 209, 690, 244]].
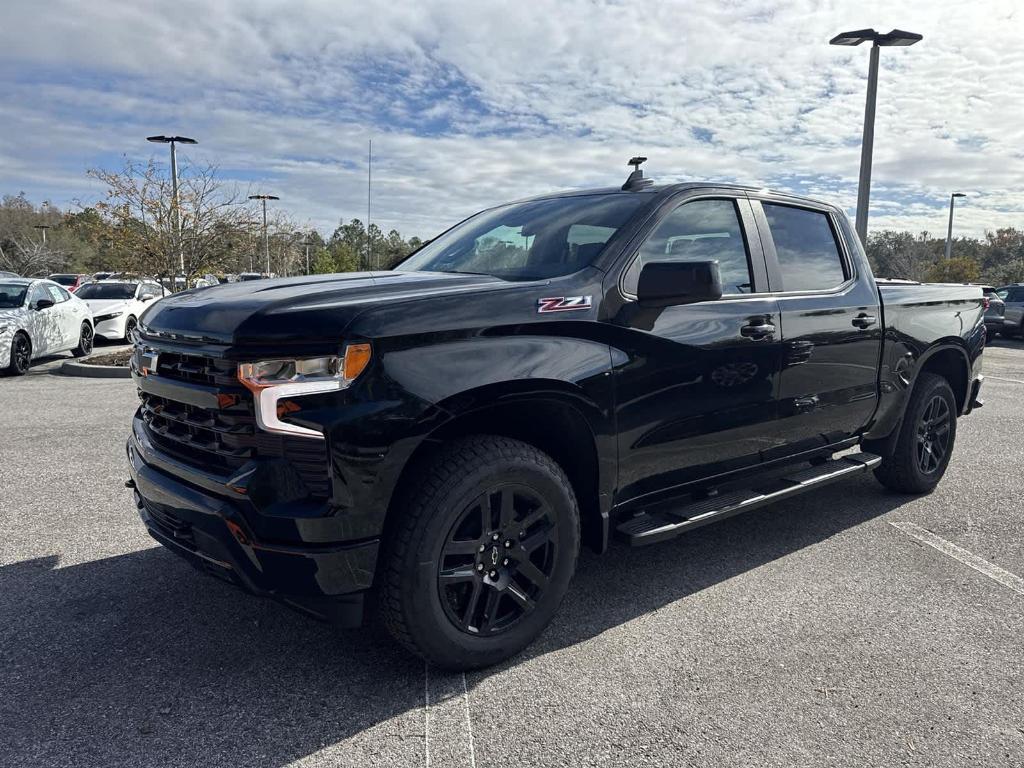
[[622, 156, 652, 191]]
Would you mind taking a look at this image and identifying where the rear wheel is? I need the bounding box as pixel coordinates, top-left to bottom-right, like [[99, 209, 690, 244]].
[[6, 332, 31, 376], [378, 435, 580, 670], [873, 372, 957, 494], [72, 322, 94, 358]]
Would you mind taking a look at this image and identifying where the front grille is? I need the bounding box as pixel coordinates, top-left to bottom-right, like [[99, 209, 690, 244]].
[[139, 348, 331, 499]]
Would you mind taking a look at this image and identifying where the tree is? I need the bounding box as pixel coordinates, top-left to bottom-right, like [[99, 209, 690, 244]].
[[87, 158, 260, 288], [925, 256, 981, 283]]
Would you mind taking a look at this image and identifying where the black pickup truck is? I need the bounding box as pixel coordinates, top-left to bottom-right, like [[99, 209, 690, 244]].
[[126, 166, 985, 669]]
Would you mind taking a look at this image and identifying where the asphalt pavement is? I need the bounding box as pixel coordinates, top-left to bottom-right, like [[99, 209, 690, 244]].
[[1, 341, 1022, 767]]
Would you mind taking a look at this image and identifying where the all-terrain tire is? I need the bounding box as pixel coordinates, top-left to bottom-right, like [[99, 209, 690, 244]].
[[378, 435, 580, 670], [873, 372, 957, 494]]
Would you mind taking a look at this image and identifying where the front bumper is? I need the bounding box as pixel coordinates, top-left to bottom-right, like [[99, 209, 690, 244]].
[[127, 420, 379, 625], [94, 315, 126, 340]]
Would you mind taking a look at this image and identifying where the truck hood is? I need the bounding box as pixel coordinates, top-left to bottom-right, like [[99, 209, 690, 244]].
[[139, 270, 507, 346]]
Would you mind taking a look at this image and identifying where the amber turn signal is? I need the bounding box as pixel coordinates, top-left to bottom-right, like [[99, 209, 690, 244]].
[[343, 343, 372, 381]]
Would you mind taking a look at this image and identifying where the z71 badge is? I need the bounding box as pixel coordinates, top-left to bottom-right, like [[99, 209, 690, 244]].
[[537, 296, 593, 313]]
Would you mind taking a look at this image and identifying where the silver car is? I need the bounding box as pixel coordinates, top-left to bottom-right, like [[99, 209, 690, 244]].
[[0, 278, 95, 375], [995, 284, 1024, 338]]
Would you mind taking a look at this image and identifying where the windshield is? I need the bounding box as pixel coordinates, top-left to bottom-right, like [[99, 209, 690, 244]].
[[395, 193, 649, 280], [76, 282, 137, 300], [0, 283, 28, 309], [49, 274, 78, 286]]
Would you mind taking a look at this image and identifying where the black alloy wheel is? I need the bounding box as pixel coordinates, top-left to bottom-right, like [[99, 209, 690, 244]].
[[74, 322, 94, 357], [10, 333, 31, 375], [915, 394, 951, 475], [124, 316, 138, 343], [438, 485, 558, 636]]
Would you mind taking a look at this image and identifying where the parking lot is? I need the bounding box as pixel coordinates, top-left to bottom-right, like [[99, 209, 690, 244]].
[[1, 342, 1022, 768]]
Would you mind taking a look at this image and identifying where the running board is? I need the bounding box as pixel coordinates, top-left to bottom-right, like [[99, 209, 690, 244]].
[[616, 452, 882, 547]]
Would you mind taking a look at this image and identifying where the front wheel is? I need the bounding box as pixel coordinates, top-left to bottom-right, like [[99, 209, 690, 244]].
[[873, 372, 957, 494], [123, 316, 138, 343], [379, 436, 580, 670], [6, 332, 31, 376]]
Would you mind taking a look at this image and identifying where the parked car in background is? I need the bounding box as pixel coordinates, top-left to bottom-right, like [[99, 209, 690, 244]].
[[92, 271, 118, 281], [237, 272, 275, 281], [48, 273, 91, 293], [0, 278, 94, 375], [75, 279, 163, 341], [995, 284, 1024, 337], [0, 270, 20, 278], [979, 286, 1005, 337]]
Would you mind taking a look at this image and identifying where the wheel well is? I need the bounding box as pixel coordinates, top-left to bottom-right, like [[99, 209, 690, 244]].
[[919, 347, 968, 412], [388, 399, 604, 552]]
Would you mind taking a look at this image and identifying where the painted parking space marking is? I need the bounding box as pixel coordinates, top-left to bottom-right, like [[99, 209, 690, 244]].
[[985, 374, 1024, 385], [424, 665, 477, 768], [891, 521, 1024, 596]]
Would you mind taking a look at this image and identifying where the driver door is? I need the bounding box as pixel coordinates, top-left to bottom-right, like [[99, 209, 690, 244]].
[[607, 195, 785, 503]]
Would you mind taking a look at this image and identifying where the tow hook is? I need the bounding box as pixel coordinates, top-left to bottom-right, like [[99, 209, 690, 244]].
[[124, 478, 136, 489]]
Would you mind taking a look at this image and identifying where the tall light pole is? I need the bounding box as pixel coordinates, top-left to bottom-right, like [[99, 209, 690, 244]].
[[147, 135, 198, 279], [944, 192, 967, 260], [33, 224, 51, 246], [830, 29, 922, 244], [248, 194, 279, 275], [301, 239, 313, 275]]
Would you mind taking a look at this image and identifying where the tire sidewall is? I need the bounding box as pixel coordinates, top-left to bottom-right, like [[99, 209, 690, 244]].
[[10, 333, 30, 375], [402, 458, 579, 668], [902, 375, 957, 489]]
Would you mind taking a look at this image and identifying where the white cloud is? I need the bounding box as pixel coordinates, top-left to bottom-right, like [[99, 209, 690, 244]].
[[0, 0, 1022, 239]]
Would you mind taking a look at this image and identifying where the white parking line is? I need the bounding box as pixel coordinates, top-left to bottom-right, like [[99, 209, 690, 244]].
[[424, 666, 477, 768], [890, 521, 1024, 596], [986, 374, 1024, 385]]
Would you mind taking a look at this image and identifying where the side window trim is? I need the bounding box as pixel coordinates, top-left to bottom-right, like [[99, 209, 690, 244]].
[[749, 198, 856, 296], [617, 193, 770, 299]]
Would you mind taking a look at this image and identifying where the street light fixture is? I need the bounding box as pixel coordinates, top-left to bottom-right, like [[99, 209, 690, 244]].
[[147, 135, 198, 277], [944, 192, 967, 260], [33, 224, 51, 246], [830, 28, 923, 244], [248, 194, 280, 275]]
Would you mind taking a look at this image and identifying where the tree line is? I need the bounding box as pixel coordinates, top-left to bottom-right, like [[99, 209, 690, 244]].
[[865, 229, 1024, 286], [4, 157, 1024, 289], [0, 159, 423, 287]]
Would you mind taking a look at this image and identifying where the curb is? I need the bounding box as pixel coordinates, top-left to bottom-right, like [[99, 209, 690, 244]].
[[60, 360, 132, 379]]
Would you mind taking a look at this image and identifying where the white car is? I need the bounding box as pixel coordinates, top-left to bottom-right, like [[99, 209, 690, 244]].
[[0, 278, 95, 375], [75, 279, 164, 341]]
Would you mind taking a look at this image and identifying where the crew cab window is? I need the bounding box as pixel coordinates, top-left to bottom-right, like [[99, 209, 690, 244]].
[[624, 198, 753, 295], [763, 203, 847, 292]]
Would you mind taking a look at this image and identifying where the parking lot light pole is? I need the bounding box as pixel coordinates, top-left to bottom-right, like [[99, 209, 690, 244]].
[[830, 29, 922, 244], [944, 193, 967, 260], [248, 194, 280, 275], [147, 135, 198, 278], [301, 239, 313, 275], [33, 224, 51, 246]]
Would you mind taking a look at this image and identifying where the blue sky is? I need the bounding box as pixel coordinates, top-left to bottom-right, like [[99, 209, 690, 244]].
[[1, 0, 1022, 240]]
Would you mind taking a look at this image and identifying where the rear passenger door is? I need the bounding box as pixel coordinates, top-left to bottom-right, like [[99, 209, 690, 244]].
[[751, 197, 882, 455]]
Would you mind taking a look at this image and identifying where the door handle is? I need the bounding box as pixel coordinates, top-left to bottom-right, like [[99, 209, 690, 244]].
[[852, 313, 877, 329], [740, 322, 776, 339]]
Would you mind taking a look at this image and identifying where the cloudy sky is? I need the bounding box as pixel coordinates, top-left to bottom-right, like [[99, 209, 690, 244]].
[[1, 0, 1022, 241]]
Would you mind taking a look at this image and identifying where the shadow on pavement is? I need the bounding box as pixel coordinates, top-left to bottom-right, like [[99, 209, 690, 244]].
[[0, 475, 913, 767]]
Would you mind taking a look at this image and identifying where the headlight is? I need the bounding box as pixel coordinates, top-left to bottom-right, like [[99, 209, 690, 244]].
[[95, 311, 124, 322], [237, 344, 372, 439]]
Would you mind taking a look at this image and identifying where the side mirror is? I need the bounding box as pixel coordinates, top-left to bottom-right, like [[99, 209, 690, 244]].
[[34, 298, 55, 311], [140, 293, 157, 302], [636, 260, 723, 307]]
